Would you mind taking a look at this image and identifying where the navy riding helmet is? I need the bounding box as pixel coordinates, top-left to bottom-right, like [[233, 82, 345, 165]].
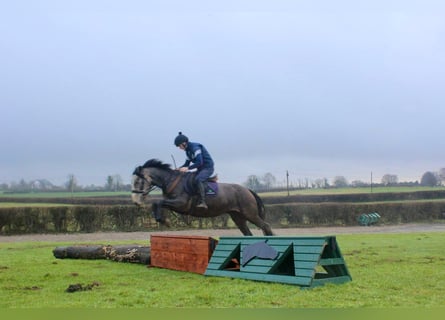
[[174, 132, 189, 146]]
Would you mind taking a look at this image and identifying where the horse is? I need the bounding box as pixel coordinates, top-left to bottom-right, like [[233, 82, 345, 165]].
[[131, 159, 274, 236]]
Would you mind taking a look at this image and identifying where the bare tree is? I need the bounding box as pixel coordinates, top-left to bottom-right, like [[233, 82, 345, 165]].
[[351, 180, 367, 187], [262, 173, 276, 190], [66, 174, 77, 193], [332, 176, 348, 188], [106, 174, 124, 191], [314, 178, 328, 189], [438, 168, 445, 186], [244, 175, 262, 191], [113, 174, 123, 191]]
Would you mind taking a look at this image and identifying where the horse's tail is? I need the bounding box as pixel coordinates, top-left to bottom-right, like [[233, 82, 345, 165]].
[[249, 189, 266, 220]]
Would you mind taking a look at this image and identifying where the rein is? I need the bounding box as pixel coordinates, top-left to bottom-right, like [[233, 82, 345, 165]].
[[131, 186, 155, 195], [132, 168, 183, 196], [166, 173, 183, 194]]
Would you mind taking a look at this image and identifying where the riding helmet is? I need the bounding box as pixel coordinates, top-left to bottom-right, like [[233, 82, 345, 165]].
[[174, 132, 189, 146]]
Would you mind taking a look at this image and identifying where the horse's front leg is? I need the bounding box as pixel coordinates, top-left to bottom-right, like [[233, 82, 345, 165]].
[[152, 197, 189, 225], [151, 201, 165, 224]]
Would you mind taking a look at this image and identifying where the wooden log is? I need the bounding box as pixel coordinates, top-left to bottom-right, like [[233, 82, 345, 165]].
[[53, 245, 150, 264], [106, 245, 151, 264], [53, 245, 106, 259]]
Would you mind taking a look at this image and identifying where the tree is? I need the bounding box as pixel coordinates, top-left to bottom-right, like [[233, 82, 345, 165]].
[[381, 174, 398, 186], [244, 175, 262, 191], [18, 179, 30, 192], [438, 168, 445, 186], [332, 176, 348, 188], [420, 171, 438, 187], [105, 175, 114, 191], [66, 174, 78, 192], [262, 173, 276, 190], [30, 179, 54, 191], [113, 174, 123, 191], [314, 178, 329, 188], [106, 174, 124, 191], [297, 178, 310, 189], [351, 180, 368, 187]]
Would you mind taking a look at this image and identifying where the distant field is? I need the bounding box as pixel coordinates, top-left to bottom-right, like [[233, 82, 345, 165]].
[[1, 187, 444, 200], [0, 191, 130, 198]]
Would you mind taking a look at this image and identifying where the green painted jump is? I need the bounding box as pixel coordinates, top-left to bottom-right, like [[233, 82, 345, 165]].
[[204, 236, 352, 288]]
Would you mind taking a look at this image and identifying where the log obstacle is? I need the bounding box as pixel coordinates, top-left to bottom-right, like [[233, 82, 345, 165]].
[[204, 236, 352, 288], [53, 245, 151, 264]]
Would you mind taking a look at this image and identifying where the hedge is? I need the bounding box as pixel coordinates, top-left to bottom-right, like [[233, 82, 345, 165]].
[[0, 206, 148, 234], [266, 201, 445, 226], [1, 201, 444, 235], [262, 190, 445, 204], [2, 190, 445, 206]]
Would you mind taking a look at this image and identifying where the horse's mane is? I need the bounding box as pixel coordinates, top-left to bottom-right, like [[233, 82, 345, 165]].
[[142, 159, 172, 171]]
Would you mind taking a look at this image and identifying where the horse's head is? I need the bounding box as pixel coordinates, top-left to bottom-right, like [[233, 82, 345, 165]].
[[131, 166, 153, 206], [131, 159, 174, 205]]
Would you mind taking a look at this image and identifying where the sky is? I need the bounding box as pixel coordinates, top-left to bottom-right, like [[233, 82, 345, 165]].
[[1, 0, 445, 187]]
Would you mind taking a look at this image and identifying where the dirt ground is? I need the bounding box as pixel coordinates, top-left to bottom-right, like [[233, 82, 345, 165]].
[[1, 222, 444, 243]]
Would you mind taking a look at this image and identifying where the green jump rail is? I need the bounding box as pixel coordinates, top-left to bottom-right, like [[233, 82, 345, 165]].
[[205, 236, 352, 288]]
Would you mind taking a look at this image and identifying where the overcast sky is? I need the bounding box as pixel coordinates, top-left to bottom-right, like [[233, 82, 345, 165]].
[[1, 1, 444, 187]]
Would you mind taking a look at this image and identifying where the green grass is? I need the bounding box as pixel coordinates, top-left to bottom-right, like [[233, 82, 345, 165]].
[[0, 203, 72, 208], [1, 232, 444, 308], [2, 187, 444, 199], [0, 191, 131, 198]]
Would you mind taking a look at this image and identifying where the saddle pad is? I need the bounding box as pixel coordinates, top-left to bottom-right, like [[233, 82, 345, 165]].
[[206, 182, 218, 196], [184, 180, 218, 196]]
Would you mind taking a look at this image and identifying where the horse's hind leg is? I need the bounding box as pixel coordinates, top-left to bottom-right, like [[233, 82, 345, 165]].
[[245, 214, 274, 236], [229, 213, 253, 236], [255, 219, 274, 236], [261, 222, 274, 236]]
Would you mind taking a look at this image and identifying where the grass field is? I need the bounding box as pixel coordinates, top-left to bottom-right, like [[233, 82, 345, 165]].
[[1, 186, 445, 199], [1, 232, 444, 308], [0, 191, 131, 198]]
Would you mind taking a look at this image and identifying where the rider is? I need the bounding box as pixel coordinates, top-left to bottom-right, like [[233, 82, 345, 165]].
[[174, 132, 214, 209]]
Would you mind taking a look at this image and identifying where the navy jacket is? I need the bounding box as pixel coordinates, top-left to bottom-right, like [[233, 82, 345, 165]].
[[181, 142, 214, 171]]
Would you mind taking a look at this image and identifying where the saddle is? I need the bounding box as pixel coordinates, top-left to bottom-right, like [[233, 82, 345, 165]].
[[207, 175, 218, 183]]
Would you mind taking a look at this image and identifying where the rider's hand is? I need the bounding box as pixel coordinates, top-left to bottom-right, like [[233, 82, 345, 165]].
[[178, 167, 188, 173]]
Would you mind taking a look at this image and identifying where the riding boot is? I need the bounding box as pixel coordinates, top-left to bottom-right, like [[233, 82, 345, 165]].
[[196, 181, 208, 209]]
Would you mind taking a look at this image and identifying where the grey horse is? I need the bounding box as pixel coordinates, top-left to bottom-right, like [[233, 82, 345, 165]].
[[131, 159, 274, 236]]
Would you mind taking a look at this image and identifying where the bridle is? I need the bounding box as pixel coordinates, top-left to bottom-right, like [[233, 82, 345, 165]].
[[131, 170, 156, 196], [131, 165, 184, 196]]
